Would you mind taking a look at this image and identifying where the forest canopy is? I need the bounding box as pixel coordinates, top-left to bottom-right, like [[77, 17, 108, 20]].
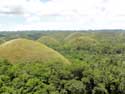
[[0, 31, 124, 94]]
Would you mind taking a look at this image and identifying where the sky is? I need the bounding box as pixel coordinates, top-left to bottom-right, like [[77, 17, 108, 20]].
[[0, 0, 125, 31]]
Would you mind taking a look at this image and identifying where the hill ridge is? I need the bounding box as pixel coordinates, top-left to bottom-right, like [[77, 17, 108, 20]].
[[0, 38, 70, 64]]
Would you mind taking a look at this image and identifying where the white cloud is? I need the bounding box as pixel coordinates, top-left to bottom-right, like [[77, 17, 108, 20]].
[[0, 0, 125, 30]]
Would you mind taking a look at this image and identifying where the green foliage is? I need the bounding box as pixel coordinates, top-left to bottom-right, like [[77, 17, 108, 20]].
[[0, 31, 125, 94], [0, 59, 124, 94]]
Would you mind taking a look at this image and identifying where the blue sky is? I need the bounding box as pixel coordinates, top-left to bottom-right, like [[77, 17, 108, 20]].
[[0, 0, 125, 31]]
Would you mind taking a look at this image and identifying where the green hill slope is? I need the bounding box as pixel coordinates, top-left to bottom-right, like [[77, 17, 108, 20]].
[[0, 38, 70, 64], [64, 32, 84, 41], [67, 36, 97, 50], [37, 36, 60, 47]]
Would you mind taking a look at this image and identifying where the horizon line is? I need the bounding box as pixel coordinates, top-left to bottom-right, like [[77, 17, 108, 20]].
[[0, 29, 125, 32]]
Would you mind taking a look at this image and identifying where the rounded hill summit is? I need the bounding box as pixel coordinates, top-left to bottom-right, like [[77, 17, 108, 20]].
[[0, 38, 70, 64]]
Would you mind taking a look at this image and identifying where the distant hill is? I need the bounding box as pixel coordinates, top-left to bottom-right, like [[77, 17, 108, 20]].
[[0, 38, 70, 64], [67, 36, 97, 50], [37, 36, 60, 47], [64, 32, 84, 41]]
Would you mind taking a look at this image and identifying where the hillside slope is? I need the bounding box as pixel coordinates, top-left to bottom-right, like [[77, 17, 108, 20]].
[[0, 38, 70, 64], [37, 36, 60, 47]]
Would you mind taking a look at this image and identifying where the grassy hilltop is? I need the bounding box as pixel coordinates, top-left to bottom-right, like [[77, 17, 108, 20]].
[[37, 36, 60, 47], [0, 38, 70, 64]]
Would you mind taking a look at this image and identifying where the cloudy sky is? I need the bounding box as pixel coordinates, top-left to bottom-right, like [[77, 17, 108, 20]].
[[0, 0, 125, 31]]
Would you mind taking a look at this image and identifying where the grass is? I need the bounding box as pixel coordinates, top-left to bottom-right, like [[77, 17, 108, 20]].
[[64, 32, 84, 41], [67, 36, 97, 49], [37, 36, 60, 47], [0, 38, 70, 64]]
